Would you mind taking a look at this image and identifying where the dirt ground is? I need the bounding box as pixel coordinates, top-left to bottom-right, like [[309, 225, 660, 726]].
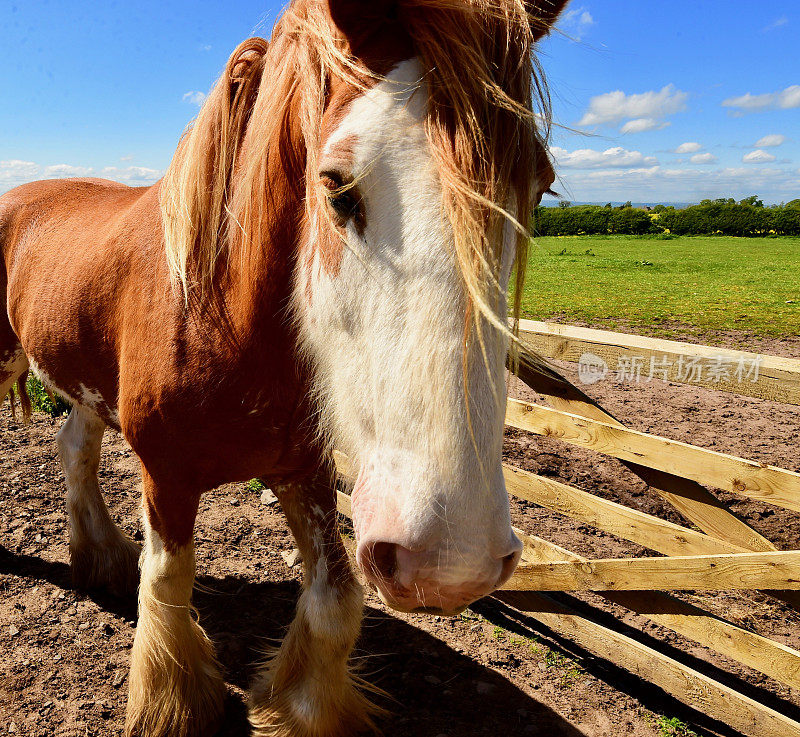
[[2, 325, 800, 737]]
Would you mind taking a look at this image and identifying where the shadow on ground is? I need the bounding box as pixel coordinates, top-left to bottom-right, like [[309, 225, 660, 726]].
[[2, 546, 583, 737]]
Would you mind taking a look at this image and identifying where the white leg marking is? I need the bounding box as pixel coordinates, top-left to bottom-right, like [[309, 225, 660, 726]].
[[57, 406, 139, 593], [127, 516, 224, 736]]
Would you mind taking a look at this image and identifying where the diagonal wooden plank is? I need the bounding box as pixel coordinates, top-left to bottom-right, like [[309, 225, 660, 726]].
[[508, 551, 800, 592], [496, 589, 800, 737], [509, 349, 778, 553], [502, 463, 747, 557], [506, 399, 800, 513]]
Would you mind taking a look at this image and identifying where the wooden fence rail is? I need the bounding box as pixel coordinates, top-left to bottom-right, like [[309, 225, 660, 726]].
[[518, 319, 800, 405], [336, 322, 800, 737], [509, 551, 800, 592]]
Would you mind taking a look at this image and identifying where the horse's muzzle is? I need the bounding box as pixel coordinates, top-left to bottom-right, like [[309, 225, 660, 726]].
[[356, 539, 522, 615]]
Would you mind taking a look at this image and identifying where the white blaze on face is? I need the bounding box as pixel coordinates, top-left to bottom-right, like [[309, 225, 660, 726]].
[[296, 60, 521, 611]]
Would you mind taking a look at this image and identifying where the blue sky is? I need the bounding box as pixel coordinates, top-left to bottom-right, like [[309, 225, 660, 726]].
[[1, 1, 798, 203]]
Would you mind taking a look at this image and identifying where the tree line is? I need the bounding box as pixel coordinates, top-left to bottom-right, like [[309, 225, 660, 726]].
[[533, 197, 800, 237]]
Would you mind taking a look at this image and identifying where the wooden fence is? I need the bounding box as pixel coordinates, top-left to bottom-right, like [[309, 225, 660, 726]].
[[336, 320, 800, 737]]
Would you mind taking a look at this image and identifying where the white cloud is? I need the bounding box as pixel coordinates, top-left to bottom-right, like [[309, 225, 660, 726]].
[[120, 154, 134, 162], [43, 164, 93, 178], [620, 118, 670, 135], [762, 16, 788, 32], [100, 166, 163, 183], [0, 160, 40, 183], [690, 153, 717, 165], [578, 84, 689, 128], [675, 142, 703, 154], [0, 160, 163, 194], [556, 165, 800, 204], [723, 85, 800, 114], [182, 91, 207, 107], [551, 146, 658, 169], [754, 134, 787, 147], [561, 6, 595, 41], [743, 149, 777, 164]]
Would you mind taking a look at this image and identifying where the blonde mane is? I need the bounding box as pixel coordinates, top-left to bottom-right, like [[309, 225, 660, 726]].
[[161, 0, 556, 333]]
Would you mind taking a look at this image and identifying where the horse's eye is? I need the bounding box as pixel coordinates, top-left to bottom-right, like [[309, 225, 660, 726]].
[[321, 172, 362, 225], [329, 190, 359, 220]]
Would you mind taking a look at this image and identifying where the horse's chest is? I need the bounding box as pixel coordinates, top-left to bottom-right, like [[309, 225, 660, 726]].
[[122, 365, 321, 489]]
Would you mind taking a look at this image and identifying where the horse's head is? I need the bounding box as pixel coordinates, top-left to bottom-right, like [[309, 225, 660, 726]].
[[164, 0, 565, 616], [286, 0, 566, 615]]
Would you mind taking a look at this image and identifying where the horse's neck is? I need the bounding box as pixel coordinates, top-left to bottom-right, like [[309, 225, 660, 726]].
[[216, 150, 305, 352]]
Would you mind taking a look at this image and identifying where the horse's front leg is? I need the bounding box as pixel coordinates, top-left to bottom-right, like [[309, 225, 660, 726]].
[[126, 471, 225, 737], [249, 470, 378, 737]]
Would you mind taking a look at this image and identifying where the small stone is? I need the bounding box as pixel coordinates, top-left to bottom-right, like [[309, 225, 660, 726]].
[[78, 622, 91, 631], [280, 549, 302, 568], [53, 653, 62, 662], [228, 497, 239, 506], [470, 623, 481, 632], [260, 489, 278, 506], [538, 662, 547, 671], [8, 721, 16, 733], [112, 671, 126, 688], [475, 681, 495, 695], [8, 624, 19, 637]]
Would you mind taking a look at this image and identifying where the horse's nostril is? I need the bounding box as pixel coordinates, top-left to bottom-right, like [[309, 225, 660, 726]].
[[498, 548, 522, 585], [367, 541, 399, 582]]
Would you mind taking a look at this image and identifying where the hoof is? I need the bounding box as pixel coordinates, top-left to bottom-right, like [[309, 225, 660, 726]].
[[125, 686, 226, 737], [125, 626, 226, 737], [70, 533, 141, 597], [249, 675, 379, 737]]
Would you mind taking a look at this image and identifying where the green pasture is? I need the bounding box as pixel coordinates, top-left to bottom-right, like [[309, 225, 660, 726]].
[[519, 235, 800, 337]]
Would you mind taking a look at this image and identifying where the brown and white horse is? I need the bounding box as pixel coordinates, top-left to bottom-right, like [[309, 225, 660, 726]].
[[0, 1, 564, 735]]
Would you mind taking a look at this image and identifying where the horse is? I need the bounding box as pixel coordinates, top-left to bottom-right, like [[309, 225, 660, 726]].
[[0, 0, 565, 735]]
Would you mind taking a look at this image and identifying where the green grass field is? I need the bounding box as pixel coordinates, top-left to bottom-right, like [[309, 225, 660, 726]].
[[519, 235, 800, 337]]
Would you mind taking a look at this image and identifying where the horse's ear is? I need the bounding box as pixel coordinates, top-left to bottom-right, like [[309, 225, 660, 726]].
[[528, 0, 570, 40]]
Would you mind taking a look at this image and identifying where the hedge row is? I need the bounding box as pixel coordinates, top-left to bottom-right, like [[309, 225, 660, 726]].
[[533, 199, 800, 237]]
